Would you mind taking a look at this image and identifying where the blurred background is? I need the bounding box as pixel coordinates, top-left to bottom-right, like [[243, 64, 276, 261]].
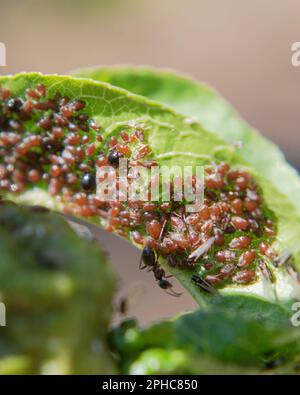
[[0, 0, 299, 324]]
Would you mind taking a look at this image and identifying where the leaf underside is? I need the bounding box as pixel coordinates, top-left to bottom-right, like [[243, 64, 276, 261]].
[[73, 65, 300, 214], [0, 72, 300, 307]]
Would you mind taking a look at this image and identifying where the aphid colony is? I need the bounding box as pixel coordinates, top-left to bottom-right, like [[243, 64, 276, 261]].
[[0, 83, 283, 293]]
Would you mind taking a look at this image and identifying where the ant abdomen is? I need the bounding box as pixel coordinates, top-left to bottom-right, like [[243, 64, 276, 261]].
[[158, 279, 182, 297]]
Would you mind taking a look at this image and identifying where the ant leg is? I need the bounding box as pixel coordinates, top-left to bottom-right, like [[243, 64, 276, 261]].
[[139, 255, 147, 270], [165, 273, 174, 279], [164, 289, 182, 297]]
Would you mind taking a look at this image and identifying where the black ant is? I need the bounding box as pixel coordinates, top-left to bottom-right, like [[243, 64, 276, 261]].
[[139, 246, 182, 297], [191, 274, 219, 295]]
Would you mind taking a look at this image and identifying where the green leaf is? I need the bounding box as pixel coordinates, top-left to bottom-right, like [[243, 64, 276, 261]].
[[109, 295, 300, 374], [0, 202, 116, 374], [209, 294, 292, 326], [128, 349, 262, 375], [1, 72, 300, 306], [73, 65, 300, 214]]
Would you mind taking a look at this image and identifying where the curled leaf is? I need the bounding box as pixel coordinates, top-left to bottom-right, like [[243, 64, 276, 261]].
[[0, 72, 299, 305]]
